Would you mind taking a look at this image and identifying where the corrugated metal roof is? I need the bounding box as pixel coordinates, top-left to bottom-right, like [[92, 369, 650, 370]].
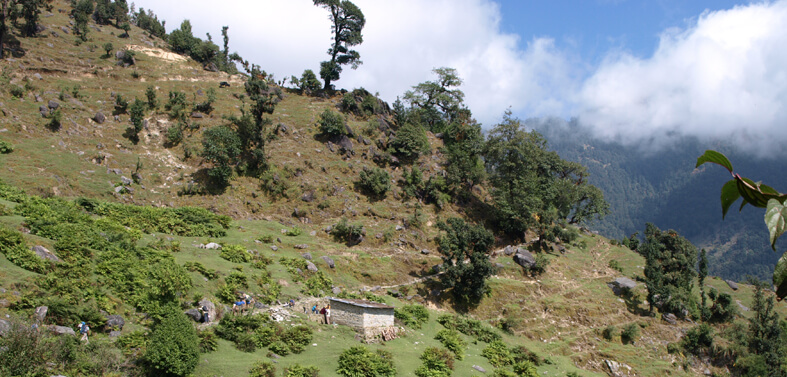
[[330, 297, 394, 309]]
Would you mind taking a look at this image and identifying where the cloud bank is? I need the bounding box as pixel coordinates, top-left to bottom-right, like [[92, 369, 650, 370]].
[[576, 1, 787, 155], [132, 0, 787, 155]]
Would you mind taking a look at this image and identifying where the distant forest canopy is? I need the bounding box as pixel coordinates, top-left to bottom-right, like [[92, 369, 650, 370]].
[[532, 117, 787, 282]]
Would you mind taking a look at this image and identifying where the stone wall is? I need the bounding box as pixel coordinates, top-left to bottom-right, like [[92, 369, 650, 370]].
[[363, 308, 394, 328], [330, 300, 364, 328]]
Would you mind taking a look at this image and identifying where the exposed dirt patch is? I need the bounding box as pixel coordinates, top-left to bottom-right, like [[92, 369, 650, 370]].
[[126, 44, 187, 62]]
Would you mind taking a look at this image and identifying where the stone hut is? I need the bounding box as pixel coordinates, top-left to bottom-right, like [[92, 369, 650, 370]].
[[329, 297, 396, 340]]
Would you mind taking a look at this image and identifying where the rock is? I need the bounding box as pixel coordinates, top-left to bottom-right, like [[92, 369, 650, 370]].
[[199, 242, 222, 250], [473, 365, 487, 373], [332, 286, 342, 295], [34, 306, 48, 323], [395, 225, 404, 231], [420, 249, 430, 255], [114, 186, 125, 194], [503, 245, 516, 256], [513, 250, 536, 269], [609, 277, 637, 294], [605, 360, 633, 377], [31, 245, 60, 262], [39, 105, 49, 116], [190, 112, 204, 119], [50, 325, 75, 336], [306, 261, 318, 272], [294, 244, 308, 249], [109, 330, 122, 338], [121, 176, 132, 185], [326, 141, 335, 152], [321, 256, 335, 268], [33, 73, 42, 80], [302, 252, 312, 260], [105, 315, 124, 331], [310, 231, 317, 236], [301, 190, 316, 202], [0, 299, 9, 308], [495, 263, 505, 269], [47, 100, 59, 109], [184, 309, 202, 322], [94, 112, 106, 124], [204, 62, 219, 72], [0, 319, 9, 335], [336, 135, 354, 153], [725, 280, 739, 290], [270, 245, 278, 251], [198, 299, 216, 323], [737, 300, 749, 312], [663, 313, 678, 325]]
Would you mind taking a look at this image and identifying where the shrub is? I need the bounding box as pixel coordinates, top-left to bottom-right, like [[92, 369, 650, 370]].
[[530, 253, 550, 276], [198, 329, 219, 353], [435, 329, 466, 360], [0, 225, 48, 273], [510, 345, 542, 366], [608, 260, 623, 272], [337, 346, 397, 377], [0, 321, 47, 377], [0, 139, 12, 154], [602, 325, 617, 341], [707, 288, 737, 323], [332, 218, 364, 246], [145, 311, 199, 377], [250, 361, 277, 377], [165, 123, 184, 147], [285, 325, 313, 354], [236, 332, 258, 352], [103, 42, 113, 56], [415, 347, 454, 377], [298, 69, 322, 94], [47, 108, 62, 131], [226, 270, 248, 288], [194, 87, 216, 114], [389, 123, 429, 162], [494, 369, 516, 377], [285, 364, 320, 377], [318, 109, 346, 136], [394, 305, 429, 329], [114, 94, 129, 114], [129, 98, 146, 141], [254, 325, 280, 348], [269, 340, 290, 356], [166, 90, 189, 120], [10, 85, 24, 98], [620, 323, 640, 344], [146, 85, 158, 110], [220, 244, 251, 263], [286, 227, 303, 236], [513, 361, 538, 377], [680, 323, 713, 355], [482, 340, 512, 368], [357, 167, 391, 198]]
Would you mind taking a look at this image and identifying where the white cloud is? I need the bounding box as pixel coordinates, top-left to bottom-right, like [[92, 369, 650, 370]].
[[576, 1, 787, 155], [130, 0, 574, 127]]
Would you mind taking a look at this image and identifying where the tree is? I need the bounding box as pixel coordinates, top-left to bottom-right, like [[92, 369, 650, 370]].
[[232, 64, 282, 174], [128, 98, 146, 143], [93, 0, 112, 25], [111, 0, 128, 28], [696, 150, 787, 299], [313, 0, 365, 90], [740, 280, 786, 377], [133, 7, 166, 39], [442, 112, 485, 196], [145, 311, 199, 377], [19, 0, 47, 37], [0, 0, 16, 58], [437, 217, 495, 304], [201, 125, 241, 188], [404, 67, 465, 132], [640, 223, 698, 316], [72, 0, 93, 42], [388, 122, 429, 163], [698, 248, 708, 314], [168, 19, 199, 56]]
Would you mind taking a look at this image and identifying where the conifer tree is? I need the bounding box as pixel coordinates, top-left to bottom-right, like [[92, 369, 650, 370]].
[[698, 248, 708, 313], [313, 0, 365, 90], [641, 223, 698, 316]]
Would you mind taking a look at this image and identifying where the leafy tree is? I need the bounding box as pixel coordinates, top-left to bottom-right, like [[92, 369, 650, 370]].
[[299, 69, 322, 94], [404, 67, 465, 132], [0, 0, 15, 58], [336, 346, 396, 377], [71, 0, 92, 41], [389, 122, 429, 162], [169, 20, 199, 56], [111, 0, 128, 28], [103, 42, 113, 57], [640, 223, 698, 316], [93, 0, 112, 25], [313, 0, 365, 90], [133, 7, 166, 39], [145, 311, 199, 377], [437, 217, 495, 304], [442, 112, 485, 196], [201, 125, 241, 188], [697, 150, 787, 299]]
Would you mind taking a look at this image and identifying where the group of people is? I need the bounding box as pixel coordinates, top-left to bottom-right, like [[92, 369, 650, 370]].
[[232, 293, 254, 315], [311, 304, 331, 324]]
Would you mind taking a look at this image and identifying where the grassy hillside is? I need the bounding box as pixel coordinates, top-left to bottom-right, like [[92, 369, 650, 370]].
[[1, 2, 785, 377]]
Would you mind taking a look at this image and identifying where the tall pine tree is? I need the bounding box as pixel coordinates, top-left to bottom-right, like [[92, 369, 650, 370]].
[[641, 223, 698, 316]]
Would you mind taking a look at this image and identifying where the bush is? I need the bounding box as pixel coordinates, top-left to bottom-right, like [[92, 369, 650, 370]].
[[285, 364, 320, 377], [285, 325, 313, 354], [620, 323, 640, 344], [357, 167, 391, 198], [129, 98, 146, 141], [0, 139, 14, 154], [298, 69, 321, 94], [165, 124, 184, 147], [415, 347, 454, 377], [269, 340, 290, 356], [435, 329, 466, 360], [114, 94, 129, 115], [530, 253, 550, 276], [166, 90, 189, 120], [146, 85, 158, 110], [250, 361, 277, 377], [389, 123, 429, 162], [10, 85, 24, 98], [394, 305, 429, 329], [680, 323, 713, 355], [602, 325, 617, 341], [47, 108, 62, 131], [318, 109, 346, 136], [608, 260, 623, 272], [198, 329, 219, 353], [0, 225, 48, 273], [103, 42, 113, 56], [513, 361, 538, 377], [707, 288, 737, 323], [437, 314, 501, 343], [220, 244, 251, 263], [332, 218, 365, 246], [337, 346, 397, 377], [482, 340, 512, 368], [0, 321, 47, 377], [145, 311, 199, 377]]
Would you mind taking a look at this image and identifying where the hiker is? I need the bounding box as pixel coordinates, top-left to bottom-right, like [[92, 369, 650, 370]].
[[78, 321, 90, 343], [322, 305, 331, 324], [200, 305, 210, 323], [232, 299, 246, 315], [289, 299, 295, 307], [311, 305, 317, 314]]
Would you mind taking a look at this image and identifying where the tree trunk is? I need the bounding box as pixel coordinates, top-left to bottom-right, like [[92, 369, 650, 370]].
[[0, 0, 7, 59]]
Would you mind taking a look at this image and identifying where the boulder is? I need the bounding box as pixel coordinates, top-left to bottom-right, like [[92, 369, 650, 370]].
[[336, 135, 354, 153], [321, 256, 335, 268], [612, 277, 637, 290], [94, 111, 106, 124], [663, 313, 678, 325], [204, 62, 219, 72], [0, 319, 10, 335], [301, 190, 316, 202], [332, 286, 342, 295], [50, 325, 75, 336], [105, 315, 124, 331], [39, 105, 49, 117], [270, 245, 278, 251], [47, 100, 59, 110], [306, 261, 318, 272], [121, 176, 132, 185], [513, 250, 536, 269], [503, 245, 516, 256], [294, 244, 308, 249], [725, 280, 739, 291], [31, 245, 60, 262], [605, 360, 633, 377], [199, 242, 222, 250], [34, 306, 48, 323], [302, 252, 312, 260], [184, 309, 202, 322], [198, 299, 217, 323], [420, 249, 430, 255], [473, 365, 487, 373], [190, 112, 204, 119]]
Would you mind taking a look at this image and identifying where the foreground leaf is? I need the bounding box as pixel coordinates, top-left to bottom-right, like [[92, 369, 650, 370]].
[[695, 150, 733, 173], [774, 251, 787, 300], [720, 180, 740, 219], [765, 199, 787, 250]]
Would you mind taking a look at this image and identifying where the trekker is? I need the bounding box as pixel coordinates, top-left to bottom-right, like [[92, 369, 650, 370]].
[[311, 305, 317, 314], [78, 321, 90, 343], [200, 306, 210, 323], [325, 305, 331, 325]]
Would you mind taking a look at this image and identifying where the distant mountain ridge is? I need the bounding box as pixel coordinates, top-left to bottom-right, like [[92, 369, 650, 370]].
[[530, 117, 787, 282]]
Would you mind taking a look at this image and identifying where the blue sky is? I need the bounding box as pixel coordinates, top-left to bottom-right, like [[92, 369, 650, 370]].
[[133, 0, 787, 155]]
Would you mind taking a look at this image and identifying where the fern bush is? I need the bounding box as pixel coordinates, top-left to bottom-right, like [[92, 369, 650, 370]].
[[250, 361, 277, 377], [435, 329, 466, 360], [337, 346, 396, 377], [482, 340, 512, 368], [394, 305, 429, 329], [220, 244, 251, 263], [415, 347, 454, 377], [0, 139, 13, 154]]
